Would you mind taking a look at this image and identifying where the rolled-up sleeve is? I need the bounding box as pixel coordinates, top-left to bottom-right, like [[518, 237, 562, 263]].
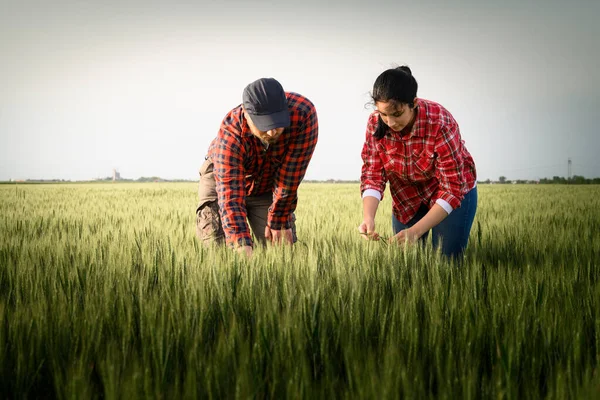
[[360, 116, 387, 198], [434, 121, 467, 209]]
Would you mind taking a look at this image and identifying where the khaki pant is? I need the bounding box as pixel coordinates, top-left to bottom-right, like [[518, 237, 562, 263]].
[[195, 158, 296, 246]]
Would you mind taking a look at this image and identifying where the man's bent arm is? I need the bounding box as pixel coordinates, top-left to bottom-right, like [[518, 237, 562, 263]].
[[269, 110, 318, 229]]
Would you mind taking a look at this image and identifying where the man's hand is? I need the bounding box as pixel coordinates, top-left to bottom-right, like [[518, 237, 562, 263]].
[[358, 218, 380, 240], [265, 226, 294, 245], [389, 227, 421, 245], [236, 245, 253, 257]]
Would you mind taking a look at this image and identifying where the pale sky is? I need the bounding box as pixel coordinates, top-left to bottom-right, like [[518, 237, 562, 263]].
[[1, 0, 599, 181]]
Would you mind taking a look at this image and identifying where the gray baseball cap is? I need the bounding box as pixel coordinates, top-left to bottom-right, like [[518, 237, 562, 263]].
[[242, 78, 290, 131]]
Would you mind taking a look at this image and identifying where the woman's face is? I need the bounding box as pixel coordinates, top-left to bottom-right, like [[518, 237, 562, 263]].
[[375, 101, 415, 132]]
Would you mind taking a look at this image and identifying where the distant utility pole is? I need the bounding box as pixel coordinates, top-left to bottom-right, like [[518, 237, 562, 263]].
[[568, 158, 572, 182]]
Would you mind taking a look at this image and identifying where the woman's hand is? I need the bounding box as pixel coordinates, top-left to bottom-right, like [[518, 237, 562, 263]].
[[358, 218, 380, 240], [389, 227, 421, 244]]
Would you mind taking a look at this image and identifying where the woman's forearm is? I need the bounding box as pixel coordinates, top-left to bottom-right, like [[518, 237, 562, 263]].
[[363, 196, 380, 221], [411, 204, 449, 237]]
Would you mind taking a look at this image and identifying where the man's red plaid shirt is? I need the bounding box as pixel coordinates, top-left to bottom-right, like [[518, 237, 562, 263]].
[[208, 92, 318, 247], [360, 98, 476, 224]]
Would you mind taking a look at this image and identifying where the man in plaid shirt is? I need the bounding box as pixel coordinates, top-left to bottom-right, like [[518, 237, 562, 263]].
[[196, 78, 318, 256], [359, 66, 477, 258]]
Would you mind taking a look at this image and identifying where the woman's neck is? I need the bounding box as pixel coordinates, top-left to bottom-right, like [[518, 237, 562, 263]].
[[400, 107, 418, 136]]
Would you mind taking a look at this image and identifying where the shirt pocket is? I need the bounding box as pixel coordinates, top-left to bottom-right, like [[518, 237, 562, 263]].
[[382, 157, 396, 177], [412, 149, 436, 179], [381, 146, 400, 177]]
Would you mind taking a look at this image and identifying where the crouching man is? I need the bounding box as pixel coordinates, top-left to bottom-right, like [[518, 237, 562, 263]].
[[196, 78, 318, 257]]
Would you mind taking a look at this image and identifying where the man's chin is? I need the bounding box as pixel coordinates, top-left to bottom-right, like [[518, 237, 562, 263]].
[[264, 137, 280, 144]]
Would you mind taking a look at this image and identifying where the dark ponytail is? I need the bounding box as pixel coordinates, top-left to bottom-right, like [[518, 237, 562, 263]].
[[396, 65, 413, 75], [371, 65, 418, 139]]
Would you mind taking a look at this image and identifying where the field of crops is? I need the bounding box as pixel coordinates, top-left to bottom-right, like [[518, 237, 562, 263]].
[[1, 182, 600, 398]]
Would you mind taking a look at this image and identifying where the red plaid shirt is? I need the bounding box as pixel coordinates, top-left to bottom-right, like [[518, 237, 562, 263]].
[[208, 92, 318, 247], [360, 98, 476, 224]]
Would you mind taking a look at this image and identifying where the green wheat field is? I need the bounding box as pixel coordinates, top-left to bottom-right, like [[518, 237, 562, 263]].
[[1, 183, 600, 399]]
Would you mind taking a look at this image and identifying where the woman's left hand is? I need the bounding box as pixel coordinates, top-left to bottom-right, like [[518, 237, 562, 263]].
[[389, 227, 421, 245]]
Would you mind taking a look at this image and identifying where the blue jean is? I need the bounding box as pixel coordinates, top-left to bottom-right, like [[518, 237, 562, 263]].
[[392, 187, 478, 258]]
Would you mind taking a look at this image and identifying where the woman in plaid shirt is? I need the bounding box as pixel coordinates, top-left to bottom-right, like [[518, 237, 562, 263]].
[[359, 66, 477, 258]]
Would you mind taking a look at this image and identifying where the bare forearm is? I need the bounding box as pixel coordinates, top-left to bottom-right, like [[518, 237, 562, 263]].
[[412, 204, 448, 237], [363, 196, 380, 221]]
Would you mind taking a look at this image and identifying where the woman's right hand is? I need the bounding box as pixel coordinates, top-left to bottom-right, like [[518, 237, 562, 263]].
[[358, 219, 379, 240]]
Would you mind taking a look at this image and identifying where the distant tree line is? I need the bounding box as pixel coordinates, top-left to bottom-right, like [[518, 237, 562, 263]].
[[304, 179, 361, 184], [99, 176, 194, 183], [5, 175, 599, 185], [540, 175, 600, 184], [480, 175, 600, 184]]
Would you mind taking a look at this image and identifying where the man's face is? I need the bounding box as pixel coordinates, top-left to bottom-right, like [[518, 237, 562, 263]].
[[244, 111, 285, 144]]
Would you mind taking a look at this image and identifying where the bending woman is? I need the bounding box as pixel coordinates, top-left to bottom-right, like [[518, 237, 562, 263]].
[[359, 66, 477, 258]]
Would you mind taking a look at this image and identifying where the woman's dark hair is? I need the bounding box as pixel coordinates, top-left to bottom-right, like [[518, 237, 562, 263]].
[[371, 65, 418, 139]]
